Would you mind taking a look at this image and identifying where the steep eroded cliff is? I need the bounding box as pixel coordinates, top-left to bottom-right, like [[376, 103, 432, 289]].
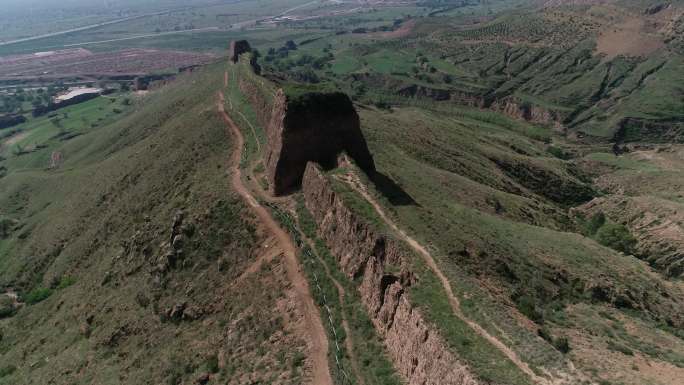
[[302, 163, 481, 385]]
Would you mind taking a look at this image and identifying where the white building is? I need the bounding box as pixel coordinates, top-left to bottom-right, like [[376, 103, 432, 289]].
[[54, 87, 102, 103]]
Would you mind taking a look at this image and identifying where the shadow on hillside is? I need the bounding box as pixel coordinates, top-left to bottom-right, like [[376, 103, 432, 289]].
[[370, 171, 418, 206]]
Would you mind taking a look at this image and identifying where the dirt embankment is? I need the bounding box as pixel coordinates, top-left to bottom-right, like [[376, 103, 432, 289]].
[[302, 163, 482, 385], [489, 96, 566, 130]]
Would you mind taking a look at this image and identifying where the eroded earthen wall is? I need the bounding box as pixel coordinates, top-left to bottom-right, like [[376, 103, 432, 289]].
[[301, 163, 481, 385]]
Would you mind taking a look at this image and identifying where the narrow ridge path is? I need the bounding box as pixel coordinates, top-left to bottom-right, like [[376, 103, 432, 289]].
[[299, 230, 366, 385], [237, 104, 365, 385], [339, 172, 555, 385], [217, 88, 333, 385]]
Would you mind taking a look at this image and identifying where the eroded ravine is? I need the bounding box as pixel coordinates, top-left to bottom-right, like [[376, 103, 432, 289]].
[[217, 88, 333, 385]]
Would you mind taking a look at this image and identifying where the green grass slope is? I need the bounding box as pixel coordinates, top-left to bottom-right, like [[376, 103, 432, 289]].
[[355, 102, 684, 385], [0, 63, 312, 385]]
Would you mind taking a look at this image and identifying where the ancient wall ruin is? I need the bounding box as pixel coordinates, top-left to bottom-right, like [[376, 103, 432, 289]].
[[236, 64, 375, 196], [229, 40, 252, 63], [263, 90, 375, 195], [302, 163, 481, 385]]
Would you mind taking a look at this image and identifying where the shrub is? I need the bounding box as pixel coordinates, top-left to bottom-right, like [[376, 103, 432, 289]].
[[205, 354, 219, 373], [373, 100, 391, 110], [547, 145, 571, 160], [291, 351, 306, 370], [24, 287, 53, 304], [537, 327, 552, 343], [515, 294, 543, 323], [0, 365, 16, 378], [57, 276, 76, 289], [607, 340, 633, 355], [553, 337, 570, 353], [538, 327, 570, 353], [583, 212, 606, 236], [0, 296, 15, 318], [0, 216, 17, 238], [595, 223, 637, 254]]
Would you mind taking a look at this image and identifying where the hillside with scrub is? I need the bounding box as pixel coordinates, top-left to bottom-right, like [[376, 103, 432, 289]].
[[0, 63, 329, 385], [1, 0, 683, 385]]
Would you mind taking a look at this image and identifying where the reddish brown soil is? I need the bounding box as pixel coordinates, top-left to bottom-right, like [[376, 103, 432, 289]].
[[217, 86, 332, 385], [596, 16, 664, 58], [0, 48, 216, 79]]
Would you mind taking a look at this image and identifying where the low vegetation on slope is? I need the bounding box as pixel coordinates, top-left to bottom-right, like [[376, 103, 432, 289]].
[[354, 102, 684, 385], [1, 1, 683, 385], [0, 63, 313, 385], [230, 16, 684, 379]]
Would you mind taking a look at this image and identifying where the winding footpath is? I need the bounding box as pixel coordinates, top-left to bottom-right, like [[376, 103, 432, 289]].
[[217, 88, 332, 385], [339, 172, 560, 385]]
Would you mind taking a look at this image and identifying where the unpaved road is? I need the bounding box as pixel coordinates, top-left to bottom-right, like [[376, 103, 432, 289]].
[[61, 27, 220, 48], [0, 10, 177, 47], [340, 172, 562, 385], [217, 88, 332, 385]]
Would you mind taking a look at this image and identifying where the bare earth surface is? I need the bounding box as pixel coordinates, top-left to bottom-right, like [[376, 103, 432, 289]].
[[0, 48, 216, 79], [217, 87, 332, 385], [595, 12, 666, 58]]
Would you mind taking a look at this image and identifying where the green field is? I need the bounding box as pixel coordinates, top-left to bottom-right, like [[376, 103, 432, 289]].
[[1, 96, 132, 172]]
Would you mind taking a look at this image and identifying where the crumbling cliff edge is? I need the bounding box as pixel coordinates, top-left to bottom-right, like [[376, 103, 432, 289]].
[[302, 163, 481, 385]]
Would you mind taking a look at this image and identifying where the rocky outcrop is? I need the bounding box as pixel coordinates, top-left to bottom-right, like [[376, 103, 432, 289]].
[[302, 163, 480, 385], [265, 92, 375, 195], [489, 96, 566, 130], [233, 43, 374, 195]]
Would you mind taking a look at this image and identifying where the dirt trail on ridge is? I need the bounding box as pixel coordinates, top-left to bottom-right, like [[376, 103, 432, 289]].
[[298, 232, 366, 385], [217, 88, 332, 385], [235, 98, 366, 385], [339, 172, 577, 385]]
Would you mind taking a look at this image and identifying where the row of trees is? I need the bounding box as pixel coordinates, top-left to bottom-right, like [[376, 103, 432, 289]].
[[0, 86, 66, 115], [260, 41, 335, 83]]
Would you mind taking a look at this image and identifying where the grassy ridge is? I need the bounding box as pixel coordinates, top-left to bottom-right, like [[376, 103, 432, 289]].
[[0, 62, 313, 384]]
